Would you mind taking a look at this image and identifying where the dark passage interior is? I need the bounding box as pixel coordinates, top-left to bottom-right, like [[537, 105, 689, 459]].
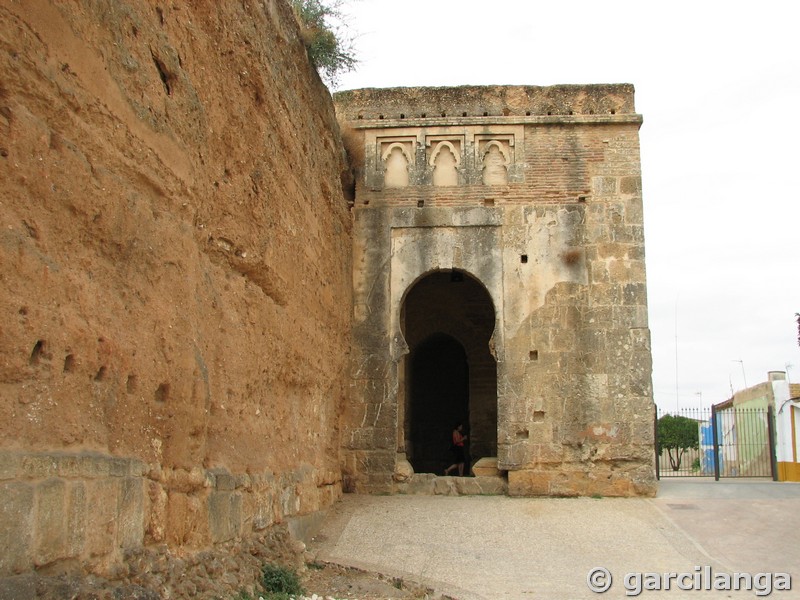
[[402, 270, 497, 475], [408, 334, 468, 474]]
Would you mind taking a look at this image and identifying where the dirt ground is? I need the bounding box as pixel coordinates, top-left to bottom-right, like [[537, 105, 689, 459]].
[[300, 562, 441, 600]]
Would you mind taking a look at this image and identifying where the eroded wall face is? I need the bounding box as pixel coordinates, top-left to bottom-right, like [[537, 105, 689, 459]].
[[0, 0, 351, 581], [337, 85, 656, 497]]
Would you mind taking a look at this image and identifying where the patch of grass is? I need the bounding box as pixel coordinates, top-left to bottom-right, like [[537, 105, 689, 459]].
[[590, 493, 603, 499], [261, 563, 304, 599], [306, 560, 326, 570]]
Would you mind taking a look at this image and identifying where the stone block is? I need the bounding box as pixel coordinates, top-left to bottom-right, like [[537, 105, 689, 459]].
[[0, 451, 20, 480], [118, 477, 144, 550], [66, 481, 87, 558], [0, 574, 36, 599], [279, 481, 300, 517], [453, 477, 484, 495], [595, 242, 629, 260], [358, 471, 393, 493], [0, 482, 34, 575], [471, 457, 500, 477], [77, 453, 112, 479], [508, 470, 552, 496], [474, 476, 507, 495], [109, 457, 131, 477], [592, 176, 617, 196], [396, 473, 435, 495], [362, 450, 396, 473], [33, 479, 67, 567], [350, 353, 391, 379], [129, 460, 148, 477], [433, 477, 457, 496], [619, 176, 641, 195], [210, 469, 236, 491], [531, 443, 564, 464], [85, 479, 119, 559], [549, 472, 588, 497], [20, 454, 58, 479], [53, 454, 84, 478], [589, 283, 621, 307], [582, 474, 634, 498], [208, 491, 241, 544], [622, 282, 647, 306], [393, 457, 414, 482]]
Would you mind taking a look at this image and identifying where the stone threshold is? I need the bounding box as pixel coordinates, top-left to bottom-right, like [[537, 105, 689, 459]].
[[394, 473, 507, 496]]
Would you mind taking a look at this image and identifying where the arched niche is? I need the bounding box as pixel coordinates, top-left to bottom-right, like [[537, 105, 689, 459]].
[[482, 141, 510, 185], [382, 142, 411, 188], [430, 141, 459, 187]]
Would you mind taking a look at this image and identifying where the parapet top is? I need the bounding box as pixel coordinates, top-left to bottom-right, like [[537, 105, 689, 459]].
[[334, 84, 636, 122]]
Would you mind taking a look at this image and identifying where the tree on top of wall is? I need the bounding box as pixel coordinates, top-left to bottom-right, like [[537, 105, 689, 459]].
[[291, 0, 357, 87], [657, 414, 700, 471]]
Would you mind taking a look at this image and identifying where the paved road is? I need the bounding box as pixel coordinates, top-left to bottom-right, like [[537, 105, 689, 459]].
[[308, 479, 800, 599]]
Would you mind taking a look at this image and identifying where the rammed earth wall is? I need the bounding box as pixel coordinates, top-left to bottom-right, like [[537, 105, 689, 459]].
[[0, 0, 351, 587]]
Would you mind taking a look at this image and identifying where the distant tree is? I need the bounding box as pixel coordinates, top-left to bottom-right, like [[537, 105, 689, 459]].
[[657, 414, 700, 471], [290, 0, 357, 87]]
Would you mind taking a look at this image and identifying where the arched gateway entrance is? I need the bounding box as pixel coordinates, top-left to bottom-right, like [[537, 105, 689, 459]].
[[400, 270, 497, 475]]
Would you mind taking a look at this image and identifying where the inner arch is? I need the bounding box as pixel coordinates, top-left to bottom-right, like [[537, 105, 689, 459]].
[[401, 269, 497, 475]]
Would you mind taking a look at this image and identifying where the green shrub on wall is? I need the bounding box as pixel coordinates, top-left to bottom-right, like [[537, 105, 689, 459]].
[[291, 0, 356, 87]]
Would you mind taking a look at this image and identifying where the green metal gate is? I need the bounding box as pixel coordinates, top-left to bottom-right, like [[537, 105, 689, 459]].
[[655, 406, 777, 479]]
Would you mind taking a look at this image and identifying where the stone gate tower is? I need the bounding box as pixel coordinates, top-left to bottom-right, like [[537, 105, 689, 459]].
[[334, 85, 656, 497]]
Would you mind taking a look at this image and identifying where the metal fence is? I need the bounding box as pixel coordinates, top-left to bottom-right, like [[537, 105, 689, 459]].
[[655, 406, 777, 480]]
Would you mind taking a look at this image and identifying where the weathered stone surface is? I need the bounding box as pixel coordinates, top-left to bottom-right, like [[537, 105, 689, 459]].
[[397, 474, 507, 496], [335, 85, 639, 121], [33, 479, 68, 567], [0, 483, 34, 575], [208, 491, 242, 545], [85, 479, 120, 560], [336, 85, 655, 497], [118, 478, 145, 550], [471, 457, 500, 477], [393, 457, 414, 482], [0, 452, 20, 481]]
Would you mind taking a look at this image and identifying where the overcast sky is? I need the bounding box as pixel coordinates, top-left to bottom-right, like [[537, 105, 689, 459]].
[[332, 0, 800, 410]]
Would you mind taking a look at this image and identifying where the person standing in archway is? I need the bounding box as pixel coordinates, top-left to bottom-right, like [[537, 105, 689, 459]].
[[444, 422, 468, 476]]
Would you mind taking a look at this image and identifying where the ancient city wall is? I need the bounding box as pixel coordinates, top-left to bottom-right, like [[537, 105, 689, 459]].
[[0, 0, 351, 590], [336, 85, 656, 497]]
